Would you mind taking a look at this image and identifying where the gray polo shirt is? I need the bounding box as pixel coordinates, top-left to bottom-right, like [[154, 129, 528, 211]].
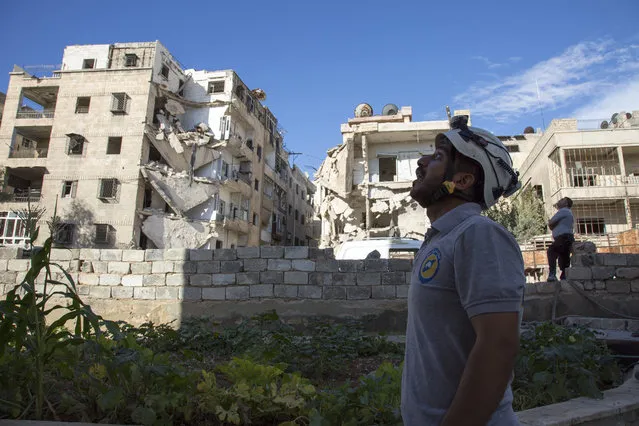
[[549, 208, 574, 238], [401, 203, 525, 426]]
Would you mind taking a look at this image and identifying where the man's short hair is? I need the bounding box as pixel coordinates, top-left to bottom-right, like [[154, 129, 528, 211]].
[[563, 197, 573, 208]]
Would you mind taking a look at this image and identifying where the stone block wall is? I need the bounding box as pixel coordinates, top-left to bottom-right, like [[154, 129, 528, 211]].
[[564, 253, 639, 294]]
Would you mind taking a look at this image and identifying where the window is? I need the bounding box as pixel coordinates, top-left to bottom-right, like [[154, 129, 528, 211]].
[[288, 204, 292, 215], [296, 184, 299, 195], [66, 134, 85, 155], [75, 97, 90, 114], [124, 54, 138, 67], [235, 85, 245, 100], [507, 145, 520, 153], [301, 191, 305, 201], [533, 185, 543, 201], [54, 224, 75, 245], [82, 59, 95, 69], [221, 161, 229, 178], [111, 93, 129, 114], [295, 237, 300, 246], [95, 224, 115, 245], [218, 200, 226, 216], [257, 145, 262, 162], [215, 240, 223, 249], [0, 212, 28, 246], [160, 64, 169, 79], [61, 181, 77, 198], [246, 139, 254, 150], [301, 215, 305, 225], [379, 156, 397, 182], [208, 80, 225, 94], [577, 218, 605, 235], [295, 209, 299, 221], [107, 137, 122, 155], [98, 178, 119, 200], [254, 179, 259, 191], [178, 79, 184, 96], [253, 213, 258, 225]]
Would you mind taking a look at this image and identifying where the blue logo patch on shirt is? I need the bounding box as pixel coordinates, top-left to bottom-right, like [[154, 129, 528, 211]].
[[419, 248, 441, 284]]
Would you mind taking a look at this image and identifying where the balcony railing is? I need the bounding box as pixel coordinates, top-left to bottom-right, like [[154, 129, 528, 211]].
[[9, 148, 48, 159], [16, 110, 55, 119], [6, 189, 42, 202]]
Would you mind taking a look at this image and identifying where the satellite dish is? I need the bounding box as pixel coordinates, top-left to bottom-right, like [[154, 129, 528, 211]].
[[382, 103, 399, 116], [251, 88, 267, 101], [523, 126, 535, 134], [626, 112, 633, 119], [355, 103, 373, 117], [611, 113, 619, 124], [600, 121, 609, 129]]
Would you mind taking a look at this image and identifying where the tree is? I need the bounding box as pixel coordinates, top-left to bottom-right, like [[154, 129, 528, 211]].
[[484, 187, 547, 243]]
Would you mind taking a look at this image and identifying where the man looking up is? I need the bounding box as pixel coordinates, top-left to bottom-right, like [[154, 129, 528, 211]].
[[546, 197, 575, 282]]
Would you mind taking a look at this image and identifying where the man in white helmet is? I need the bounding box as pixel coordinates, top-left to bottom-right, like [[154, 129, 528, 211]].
[[401, 116, 525, 426]]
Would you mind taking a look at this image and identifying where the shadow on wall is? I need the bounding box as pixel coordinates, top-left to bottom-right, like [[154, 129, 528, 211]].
[[61, 200, 95, 248]]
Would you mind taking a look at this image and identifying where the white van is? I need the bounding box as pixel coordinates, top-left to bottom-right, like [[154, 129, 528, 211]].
[[334, 237, 422, 260]]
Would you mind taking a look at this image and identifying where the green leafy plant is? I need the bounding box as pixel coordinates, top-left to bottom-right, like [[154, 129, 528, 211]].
[[484, 186, 547, 242]]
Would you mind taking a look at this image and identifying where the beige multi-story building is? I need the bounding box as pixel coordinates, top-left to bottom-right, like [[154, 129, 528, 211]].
[[0, 41, 318, 249], [289, 165, 319, 247]]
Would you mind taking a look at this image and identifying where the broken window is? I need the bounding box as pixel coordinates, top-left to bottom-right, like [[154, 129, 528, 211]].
[[54, 223, 75, 245], [111, 93, 129, 114], [221, 161, 229, 178], [254, 179, 259, 191], [218, 200, 226, 216], [124, 54, 138, 67], [107, 137, 122, 155], [178, 79, 185, 96], [143, 188, 152, 208], [379, 156, 397, 182], [301, 190, 305, 201], [257, 145, 262, 162], [75, 97, 90, 114], [82, 59, 95, 69], [61, 181, 77, 198], [208, 80, 225, 94], [533, 185, 543, 201], [296, 184, 299, 195], [95, 224, 115, 245], [98, 178, 119, 200], [160, 64, 169, 79], [246, 139, 254, 150], [301, 215, 305, 225], [235, 85, 245, 101], [67, 134, 85, 155]]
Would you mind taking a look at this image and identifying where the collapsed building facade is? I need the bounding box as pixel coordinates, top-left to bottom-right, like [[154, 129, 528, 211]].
[[0, 41, 318, 249], [315, 105, 471, 247]]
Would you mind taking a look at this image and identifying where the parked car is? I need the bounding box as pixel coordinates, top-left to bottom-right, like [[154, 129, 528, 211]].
[[334, 237, 422, 260]]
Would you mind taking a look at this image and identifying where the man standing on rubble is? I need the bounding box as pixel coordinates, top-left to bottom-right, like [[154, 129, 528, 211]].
[[546, 197, 575, 282], [402, 116, 525, 426]]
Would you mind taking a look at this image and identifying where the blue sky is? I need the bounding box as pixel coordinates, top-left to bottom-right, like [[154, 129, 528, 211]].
[[2, 0, 638, 175]]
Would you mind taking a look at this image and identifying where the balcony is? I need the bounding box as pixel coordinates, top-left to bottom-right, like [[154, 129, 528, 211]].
[[9, 147, 48, 159], [16, 86, 58, 122], [16, 110, 55, 119], [8, 127, 52, 163], [2, 167, 47, 204]]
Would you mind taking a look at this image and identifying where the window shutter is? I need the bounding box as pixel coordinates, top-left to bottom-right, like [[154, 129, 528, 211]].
[[71, 181, 78, 198]]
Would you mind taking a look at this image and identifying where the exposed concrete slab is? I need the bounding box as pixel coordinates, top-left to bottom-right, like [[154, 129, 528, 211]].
[[141, 215, 214, 249]]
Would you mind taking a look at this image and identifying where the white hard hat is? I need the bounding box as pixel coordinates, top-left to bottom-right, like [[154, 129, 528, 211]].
[[437, 116, 520, 209]]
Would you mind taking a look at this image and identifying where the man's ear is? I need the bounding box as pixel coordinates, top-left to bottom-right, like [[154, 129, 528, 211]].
[[452, 171, 475, 191]]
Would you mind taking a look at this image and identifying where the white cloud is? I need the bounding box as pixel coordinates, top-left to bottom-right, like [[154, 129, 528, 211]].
[[572, 76, 639, 119], [457, 39, 639, 123], [471, 55, 523, 69]]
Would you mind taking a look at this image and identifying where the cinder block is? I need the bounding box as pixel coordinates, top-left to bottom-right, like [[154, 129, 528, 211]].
[[15, 272, 27, 284], [131, 262, 152, 274], [99, 274, 121, 286], [189, 274, 212, 286], [182, 287, 202, 301], [202, 287, 225, 300], [237, 272, 260, 285], [260, 271, 283, 284], [323, 286, 347, 299], [90, 286, 111, 298], [316, 260, 338, 272], [615, 268, 639, 280], [79, 249, 100, 260], [310, 248, 334, 260], [226, 286, 249, 300], [396, 285, 409, 298], [92, 261, 109, 274], [595, 280, 606, 290], [197, 261, 220, 274], [0, 272, 17, 284], [122, 250, 145, 262], [156, 287, 179, 300], [166, 274, 187, 286], [145, 249, 164, 261], [285, 246, 308, 259], [364, 259, 388, 272], [152, 261, 174, 274], [100, 250, 122, 261], [284, 271, 308, 284], [274, 285, 298, 298], [237, 247, 260, 258], [0, 247, 23, 259], [268, 259, 291, 271], [357, 273, 381, 286], [121, 275, 144, 287], [405, 272, 412, 284], [606, 281, 630, 293], [142, 274, 166, 286], [180, 261, 198, 274], [372, 286, 396, 299], [165, 248, 188, 261], [338, 260, 363, 272], [212, 274, 236, 285], [583, 280, 595, 290], [112, 287, 134, 299], [382, 272, 406, 286], [537, 282, 559, 294], [347, 286, 371, 300], [189, 249, 213, 261], [632, 280, 639, 293], [244, 259, 267, 272], [626, 255, 639, 266], [213, 249, 237, 261], [250, 284, 274, 298], [389, 259, 413, 271], [292, 259, 315, 271], [78, 273, 99, 286], [0, 259, 8, 271], [571, 254, 595, 267], [76, 285, 90, 296], [298, 285, 322, 299], [50, 249, 73, 261], [524, 284, 537, 295], [565, 267, 592, 280], [220, 261, 243, 273], [8, 259, 29, 272], [309, 272, 332, 286], [333, 273, 356, 286], [260, 247, 283, 259], [108, 262, 131, 274], [134, 287, 156, 300], [592, 267, 616, 280], [599, 254, 627, 266]]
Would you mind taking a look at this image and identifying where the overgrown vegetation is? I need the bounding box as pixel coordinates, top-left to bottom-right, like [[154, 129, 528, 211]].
[[0, 207, 624, 424], [484, 186, 548, 242]]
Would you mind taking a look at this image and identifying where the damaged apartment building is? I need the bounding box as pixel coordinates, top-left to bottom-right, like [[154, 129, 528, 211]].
[[316, 104, 470, 247], [0, 41, 318, 249]]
